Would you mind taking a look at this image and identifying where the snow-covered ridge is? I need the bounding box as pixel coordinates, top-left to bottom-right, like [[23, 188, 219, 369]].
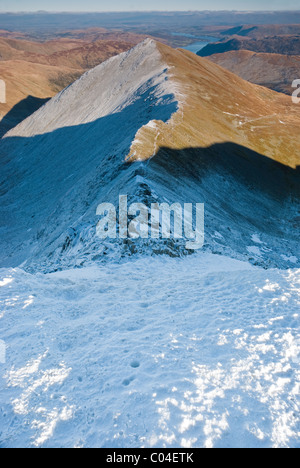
[[4, 39, 179, 138], [0, 39, 298, 272], [0, 40, 181, 270]]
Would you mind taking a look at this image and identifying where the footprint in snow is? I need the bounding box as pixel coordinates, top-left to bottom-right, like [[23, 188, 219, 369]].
[[122, 376, 135, 387]]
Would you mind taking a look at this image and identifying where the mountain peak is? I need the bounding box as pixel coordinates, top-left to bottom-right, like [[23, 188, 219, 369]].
[[4, 36, 174, 139]]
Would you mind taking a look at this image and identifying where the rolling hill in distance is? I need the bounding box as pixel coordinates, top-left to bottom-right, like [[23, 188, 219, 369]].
[[198, 24, 300, 95], [199, 35, 300, 57], [207, 50, 300, 95]]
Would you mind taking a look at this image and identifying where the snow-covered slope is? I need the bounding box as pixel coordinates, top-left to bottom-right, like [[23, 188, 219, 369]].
[[0, 254, 299, 448], [0, 40, 178, 270], [0, 39, 299, 272], [5, 39, 176, 137]]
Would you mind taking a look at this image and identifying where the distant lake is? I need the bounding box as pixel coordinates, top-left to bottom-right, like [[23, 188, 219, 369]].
[[172, 33, 219, 54]]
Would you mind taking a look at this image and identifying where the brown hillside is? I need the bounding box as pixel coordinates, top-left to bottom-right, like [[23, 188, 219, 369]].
[[208, 50, 300, 95], [128, 42, 300, 169]]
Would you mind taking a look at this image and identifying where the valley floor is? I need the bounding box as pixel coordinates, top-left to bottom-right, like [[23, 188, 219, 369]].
[[0, 253, 299, 448]]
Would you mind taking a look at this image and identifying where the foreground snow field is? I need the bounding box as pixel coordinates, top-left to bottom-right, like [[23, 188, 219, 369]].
[[0, 253, 299, 448]]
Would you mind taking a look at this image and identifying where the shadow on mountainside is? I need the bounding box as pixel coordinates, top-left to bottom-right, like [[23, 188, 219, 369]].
[[0, 110, 299, 270], [148, 142, 300, 201], [0, 95, 50, 138]]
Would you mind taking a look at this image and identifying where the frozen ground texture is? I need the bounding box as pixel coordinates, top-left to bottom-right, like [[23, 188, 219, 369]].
[[0, 254, 299, 448]]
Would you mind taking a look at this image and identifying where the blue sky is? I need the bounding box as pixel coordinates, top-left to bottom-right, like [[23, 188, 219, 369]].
[[0, 0, 297, 12]]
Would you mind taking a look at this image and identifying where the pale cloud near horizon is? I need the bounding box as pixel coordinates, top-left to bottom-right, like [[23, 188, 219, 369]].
[[0, 0, 297, 12]]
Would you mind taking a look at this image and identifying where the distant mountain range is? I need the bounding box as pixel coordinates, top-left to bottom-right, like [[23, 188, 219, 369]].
[[1, 11, 300, 34], [199, 35, 300, 57], [198, 26, 300, 95]]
